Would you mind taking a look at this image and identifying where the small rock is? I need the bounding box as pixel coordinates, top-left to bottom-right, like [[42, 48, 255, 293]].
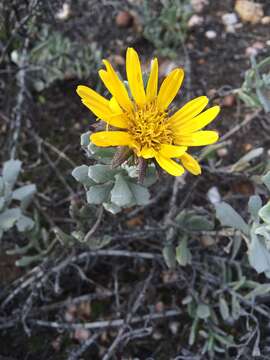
[[222, 94, 236, 107], [169, 321, 180, 335], [235, 0, 264, 25], [217, 148, 228, 158], [245, 41, 265, 57], [261, 16, 270, 25], [155, 301, 165, 313], [74, 329, 91, 342], [116, 10, 133, 27], [55, 3, 70, 20], [222, 12, 238, 33], [188, 14, 204, 28], [152, 331, 163, 340], [205, 30, 217, 39], [191, 0, 209, 13]]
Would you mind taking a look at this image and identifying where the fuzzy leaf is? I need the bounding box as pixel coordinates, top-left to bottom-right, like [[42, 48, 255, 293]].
[[80, 131, 91, 146], [248, 195, 262, 220], [12, 184, 36, 209], [196, 304, 210, 319], [176, 237, 192, 266], [16, 215, 35, 232], [0, 208, 21, 230], [111, 174, 133, 207], [248, 233, 270, 274], [86, 183, 112, 204], [215, 202, 249, 234], [129, 183, 150, 206], [186, 215, 214, 232], [258, 202, 270, 224], [88, 165, 117, 184], [162, 244, 176, 268], [72, 165, 94, 187], [219, 297, 230, 321], [103, 202, 121, 214], [3, 160, 22, 188], [262, 172, 270, 191]]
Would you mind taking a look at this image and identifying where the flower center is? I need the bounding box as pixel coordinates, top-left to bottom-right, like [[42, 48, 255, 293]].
[[126, 101, 172, 151]]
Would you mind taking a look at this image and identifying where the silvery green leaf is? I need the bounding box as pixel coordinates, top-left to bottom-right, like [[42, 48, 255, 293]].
[[12, 184, 36, 210], [88, 165, 117, 183], [196, 304, 210, 319], [16, 254, 42, 267], [219, 297, 230, 321], [230, 147, 263, 172], [186, 215, 214, 232], [215, 202, 249, 235], [103, 202, 121, 214], [231, 294, 241, 320], [80, 131, 91, 146], [0, 208, 21, 230], [248, 233, 270, 274], [129, 183, 150, 205], [3, 159, 22, 188], [143, 166, 157, 187], [162, 243, 176, 268], [258, 202, 270, 224], [86, 234, 112, 250], [86, 183, 112, 204], [16, 215, 35, 232], [176, 237, 192, 266], [0, 177, 4, 195], [111, 174, 133, 207], [254, 225, 270, 250], [72, 165, 94, 187], [262, 171, 270, 191], [248, 195, 262, 220], [88, 143, 115, 164], [0, 197, 5, 212]]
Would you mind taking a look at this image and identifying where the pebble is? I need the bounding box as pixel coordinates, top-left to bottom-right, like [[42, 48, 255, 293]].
[[235, 0, 264, 24], [116, 10, 133, 27], [205, 30, 217, 39], [222, 94, 236, 107], [188, 14, 204, 28], [217, 148, 229, 158], [245, 41, 265, 57], [55, 3, 70, 20], [261, 16, 270, 25], [222, 12, 238, 33], [191, 0, 209, 13]]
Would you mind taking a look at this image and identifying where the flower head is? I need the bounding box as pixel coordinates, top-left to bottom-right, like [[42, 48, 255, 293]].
[[77, 48, 220, 176]]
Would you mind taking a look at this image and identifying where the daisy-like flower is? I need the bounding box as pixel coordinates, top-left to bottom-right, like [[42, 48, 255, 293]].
[[77, 48, 220, 177]]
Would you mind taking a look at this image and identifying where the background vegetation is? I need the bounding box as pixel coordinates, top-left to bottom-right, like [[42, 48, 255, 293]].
[[0, 0, 270, 359]]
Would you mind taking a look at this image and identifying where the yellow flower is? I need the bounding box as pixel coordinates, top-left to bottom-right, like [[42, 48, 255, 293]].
[[77, 48, 220, 177]]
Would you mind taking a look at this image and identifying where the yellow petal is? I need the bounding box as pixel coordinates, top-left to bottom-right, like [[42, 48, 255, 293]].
[[90, 131, 133, 147], [99, 60, 133, 112], [77, 85, 127, 128], [155, 153, 185, 177], [146, 58, 158, 102], [126, 48, 146, 106], [157, 68, 184, 111], [168, 96, 209, 129], [175, 106, 220, 134], [180, 153, 201, 175], [139, 147, 156, 159], [174, 130, 219, 146], [159, 144, 187, 158], [109, 97, 122, 114]]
